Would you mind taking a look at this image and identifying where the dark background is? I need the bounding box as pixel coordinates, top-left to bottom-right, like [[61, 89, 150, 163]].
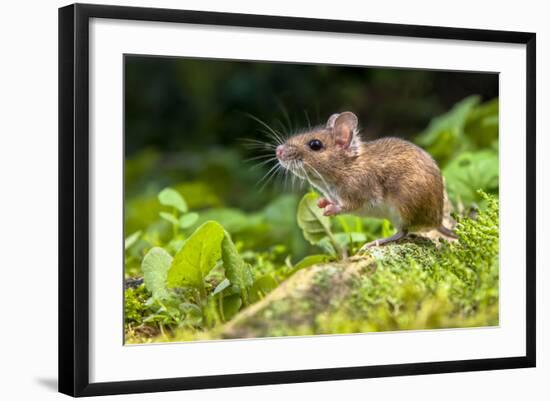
[[125, 56, 498, 156]]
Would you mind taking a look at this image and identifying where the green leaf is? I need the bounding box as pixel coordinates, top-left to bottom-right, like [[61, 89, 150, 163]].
[[141, 247, 173, 300], [179, 212, 199, 229], [443, 150, 499, 207], [222, 294, 242, 321], [292, 254, 333, 272], [179, 302, 203, 325], [296, 193, 332, 245], [297, 193, 344, 257], [167, 221, 225, 289], [249, 275, 278, 303], [465, 98, 499, 148], [415, 96, 480, 165], [124, 230, 141, 250], [222, 231, 254, 305], [158, 187, 188, 213], [160, 211, 179, 225]]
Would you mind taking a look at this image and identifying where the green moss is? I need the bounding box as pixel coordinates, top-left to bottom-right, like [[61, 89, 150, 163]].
[[124, 285, 150, 325], [317, 192, 499, 333]]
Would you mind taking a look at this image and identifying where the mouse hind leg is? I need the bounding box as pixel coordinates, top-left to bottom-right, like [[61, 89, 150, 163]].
[[437, 225, 458, 239], [358, 229, 408, 252]]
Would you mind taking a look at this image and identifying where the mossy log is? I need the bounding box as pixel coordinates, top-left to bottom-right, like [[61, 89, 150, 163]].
[[221, 254, 372, 338], [221, 231, 452, 339]]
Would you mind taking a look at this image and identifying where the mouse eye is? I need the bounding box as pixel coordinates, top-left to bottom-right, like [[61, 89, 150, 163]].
[[308, 139, 324, 151]]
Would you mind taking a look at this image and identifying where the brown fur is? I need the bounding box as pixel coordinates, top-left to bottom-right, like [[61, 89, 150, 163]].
[[277, 114, 444, 232]]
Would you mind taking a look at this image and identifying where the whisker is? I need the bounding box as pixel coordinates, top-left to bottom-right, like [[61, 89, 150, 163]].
[[245, 113, 285, 145], [304, 109, 312, 130], [283, 165, 290, 191], [239, 137, 275, 144], [274, 119, 290, 139], [239, 138, 278, 150], [243, 145, 277, 153], [258, 126, 286, 147], [290, 161, 305, 191], [302, 168, 309, 190], [300, 165, 313, 190], [298, 165, 311, 191], [239, 137, 268, 144], [258, 128, 285, 147], [275, 100, 293, 134], [272, 167, 286, 191], [244, 154, 276, 162], [256, 163, 280, 186], [303, 162, 328, 188], [258, 164, 282, 192], [250, 157, 278, 170], [304, 162, 339, 203]]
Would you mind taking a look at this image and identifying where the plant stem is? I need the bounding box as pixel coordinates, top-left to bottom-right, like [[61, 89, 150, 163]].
[[172, 207, 178, 238], [327, 230, 347, 259]]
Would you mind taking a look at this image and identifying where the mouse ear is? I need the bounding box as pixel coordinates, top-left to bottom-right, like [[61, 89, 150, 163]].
[[326, 113, 340, 129], [332, 112, 358, 149]]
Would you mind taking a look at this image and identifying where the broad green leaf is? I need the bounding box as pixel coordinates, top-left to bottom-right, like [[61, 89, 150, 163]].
[[222, 231, 253, 305], [415, 96, 480, 165], [222, 294, 242, 321], [292, 254, 333, 273], [464, 98, 499, 148], [179, 302, 203, 325], [443, 150, 499, 207], [124, 230, 141, 250], [249, 275, 278, 303], [166, 237, 186, 254], [179, 212, 199, 229], [141, 247, 173, 300], [297, 193, 332, 245], [160, 211, 179, 225], [167, 221, 224, 289], [158, 187, 188, 213]]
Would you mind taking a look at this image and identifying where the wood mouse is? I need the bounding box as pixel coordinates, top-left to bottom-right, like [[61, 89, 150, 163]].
[[275, 111, 456, 250]]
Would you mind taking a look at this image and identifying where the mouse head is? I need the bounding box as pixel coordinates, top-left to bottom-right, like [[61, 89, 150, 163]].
[[276, 111, 361, 184]]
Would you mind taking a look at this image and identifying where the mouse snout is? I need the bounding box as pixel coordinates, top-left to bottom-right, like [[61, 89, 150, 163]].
[[276, 144, 300, 163], [276, 145, 285, 159]]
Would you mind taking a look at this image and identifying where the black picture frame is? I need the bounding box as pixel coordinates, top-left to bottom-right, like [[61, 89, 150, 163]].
[[59, 3, 536, 397]]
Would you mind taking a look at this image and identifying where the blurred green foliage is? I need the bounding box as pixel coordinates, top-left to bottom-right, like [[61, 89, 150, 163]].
[[415, 95, 499, 206], [124, 57, 499, 342], [125, 57, 497, 155]]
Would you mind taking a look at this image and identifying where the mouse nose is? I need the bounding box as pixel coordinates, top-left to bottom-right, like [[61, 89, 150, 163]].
[[276, 145, 285, 159]]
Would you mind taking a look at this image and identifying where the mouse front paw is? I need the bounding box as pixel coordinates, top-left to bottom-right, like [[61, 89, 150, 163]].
[[323, 203, 342, 216], [317, 197, 330, 208]]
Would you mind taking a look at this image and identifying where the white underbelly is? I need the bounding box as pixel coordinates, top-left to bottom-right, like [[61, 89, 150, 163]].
[[359, 200, 403, 228]]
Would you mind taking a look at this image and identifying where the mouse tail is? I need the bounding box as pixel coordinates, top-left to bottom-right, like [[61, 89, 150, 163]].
[[438, 225, 458, 239]]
